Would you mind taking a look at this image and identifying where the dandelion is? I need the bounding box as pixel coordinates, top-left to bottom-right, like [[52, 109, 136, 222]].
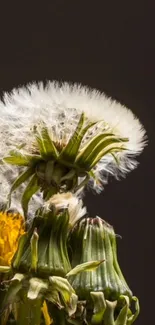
[[0, 211, 51, 325], [0, 195, 101, 325], [0, 211, 24, 266], [12, 192, 86, 277], [0, 82, 146, 325], [0, 82, 146, 217], [0, 210, 25, 325]]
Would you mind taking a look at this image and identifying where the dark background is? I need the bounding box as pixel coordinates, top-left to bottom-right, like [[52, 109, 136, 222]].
[[0, 1, 154, 324]]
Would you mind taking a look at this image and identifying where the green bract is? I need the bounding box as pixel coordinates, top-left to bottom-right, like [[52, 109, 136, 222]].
[[0, 208, 140, 325], [0, 201, 104, 325], [2, 113, 128, 217], [69, 217, 132, 300], [12, 205, 71, 277], [1, 273, 78, 324], [67, 217, 139, 324]]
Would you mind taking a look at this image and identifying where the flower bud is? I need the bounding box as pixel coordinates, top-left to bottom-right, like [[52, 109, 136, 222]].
[[12, 202, 71, 277], [67, 216, 139, 324], [69, 216, 132, 301]]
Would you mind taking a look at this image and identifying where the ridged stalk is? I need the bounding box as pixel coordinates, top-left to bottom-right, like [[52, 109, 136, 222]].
[[16, 290, 43, 325]]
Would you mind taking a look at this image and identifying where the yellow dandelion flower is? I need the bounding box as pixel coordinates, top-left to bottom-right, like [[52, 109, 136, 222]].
[[0, 211, 25, 266]]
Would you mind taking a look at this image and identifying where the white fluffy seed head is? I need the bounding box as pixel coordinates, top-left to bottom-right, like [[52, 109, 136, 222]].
[[0, 81, 147, 210], [45, 192, 86, 227]]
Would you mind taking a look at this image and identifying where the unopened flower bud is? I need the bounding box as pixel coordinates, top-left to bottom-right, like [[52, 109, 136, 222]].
[[69, 216, 131, 300], [68, 216, 139, 324], [12, 202, 71, 277]]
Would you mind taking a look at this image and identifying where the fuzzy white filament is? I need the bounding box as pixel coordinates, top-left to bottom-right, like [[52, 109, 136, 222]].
[[0, 81, 146, 210], [45, 192, 86, 227]]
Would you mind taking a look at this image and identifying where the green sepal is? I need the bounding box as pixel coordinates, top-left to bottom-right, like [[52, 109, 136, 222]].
[[3, 150, 41, 166], [34, 125, 58, 160], [12, 233, 28, 269], [1, 274, 25, 313], [76, 133, 114, 165], [76, 134, 128, 169], [30, 229, 39, 272], [87, 137, 127, 169], [61, 168, 76, 182], [66, 260, 104, 277], [103, 300, 117, 325], [88, 295, 140, 325], [59, 113, 96, 163], [21, 174, 40, 217], [46, 289, 62, 308], [91, 292, 106, 324], [49, 276, 78, 316], [127, 296, 140, 325], [27, 277, 48, 300], [7, 167, 35, 207], [40, 126, 59, 159], [115, 296, 129, 325], [73, 172, 90, 192], [111, 152, 120, 165], [89, 146, 127, 169]]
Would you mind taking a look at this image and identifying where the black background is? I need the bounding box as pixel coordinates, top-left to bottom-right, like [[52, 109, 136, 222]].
[[0, 2, 154, 324]]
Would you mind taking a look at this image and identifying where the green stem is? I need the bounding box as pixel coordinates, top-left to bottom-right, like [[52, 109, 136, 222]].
[[50, 305, 68, 325], [16, 293, 43, 325]]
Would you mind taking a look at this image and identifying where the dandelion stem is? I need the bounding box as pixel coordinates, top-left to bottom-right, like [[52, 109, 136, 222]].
[[16, 293, 42, 325]]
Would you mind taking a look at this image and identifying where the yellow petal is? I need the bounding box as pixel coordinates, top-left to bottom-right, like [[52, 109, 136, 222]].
[[42, 301, 52, 325], [0, 211, 25, 266]]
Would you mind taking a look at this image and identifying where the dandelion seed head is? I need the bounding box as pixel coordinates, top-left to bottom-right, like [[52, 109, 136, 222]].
[[0, 81, 147, 209]]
